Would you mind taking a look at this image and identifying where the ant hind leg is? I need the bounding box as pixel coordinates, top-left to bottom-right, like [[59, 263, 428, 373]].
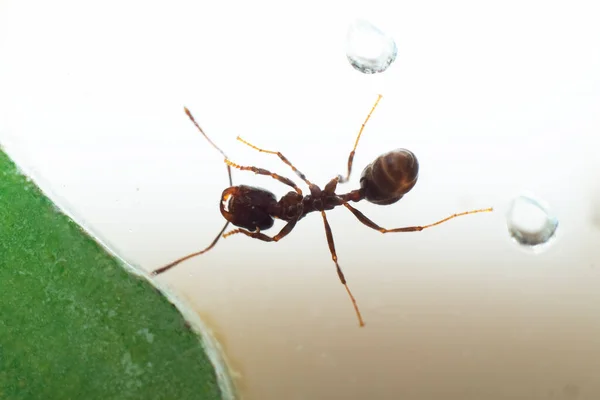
[[338, 94, 383, 184], [319, 210, 365, 327], [342, 203, 493, 233]]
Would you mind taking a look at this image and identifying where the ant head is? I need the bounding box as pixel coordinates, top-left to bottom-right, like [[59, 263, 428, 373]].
[[360, 149, 419, 205], [220, 185, 277, 231]]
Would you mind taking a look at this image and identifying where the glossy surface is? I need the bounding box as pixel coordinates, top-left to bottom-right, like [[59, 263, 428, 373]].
[[346, 19, 398, 74], [507, 194, 559, 252], [2, 1, 600, 399], [360, 148, 419, 205]]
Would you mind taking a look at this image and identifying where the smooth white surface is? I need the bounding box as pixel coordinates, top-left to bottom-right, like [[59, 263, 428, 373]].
[[2, 1, 600, 399]]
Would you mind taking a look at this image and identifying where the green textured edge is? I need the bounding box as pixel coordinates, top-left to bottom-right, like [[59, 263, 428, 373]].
[[0, 149, 224, 400]]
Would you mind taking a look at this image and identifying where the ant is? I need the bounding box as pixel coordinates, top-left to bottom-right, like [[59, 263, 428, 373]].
[[151, 94, 493, 327]]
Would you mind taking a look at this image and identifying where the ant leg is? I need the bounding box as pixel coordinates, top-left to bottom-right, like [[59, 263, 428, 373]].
[[319, 211, 365, 327], [151, 221, 230, 275], [151, 108, 236, 276], [184, 107, 233, 186], [235, 136, 313, 187], [225, 159, 303, 195], [226, 209, 366, 327], [323, 176, 340, 194], [223, 218, 297, 241], [338, 94, 383, 184], [342, 203, 493, 233]]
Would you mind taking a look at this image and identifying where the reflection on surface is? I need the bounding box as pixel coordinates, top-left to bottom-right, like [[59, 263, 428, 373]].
[[2, 0, 600, 399], [346, 19, 398, 75], [506, 194, 559, 252]]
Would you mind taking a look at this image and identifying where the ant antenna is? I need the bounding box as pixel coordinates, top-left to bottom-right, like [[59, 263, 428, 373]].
[[151, 222, 229, 275], [152, 107, 235, 276], [184, 107, 233, 186]]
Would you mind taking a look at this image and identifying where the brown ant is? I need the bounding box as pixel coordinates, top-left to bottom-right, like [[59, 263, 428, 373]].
[[151, 94, 493, 327]]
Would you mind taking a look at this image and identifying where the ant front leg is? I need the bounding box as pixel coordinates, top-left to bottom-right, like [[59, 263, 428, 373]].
[[342, 203, 494, 233], [225, 159, 303, 195], [223, 219, 298, 242], [235, 136, 314, 187]]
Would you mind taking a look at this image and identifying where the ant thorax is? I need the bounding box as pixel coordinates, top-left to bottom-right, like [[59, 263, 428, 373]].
[[273, 191, 304, 221]]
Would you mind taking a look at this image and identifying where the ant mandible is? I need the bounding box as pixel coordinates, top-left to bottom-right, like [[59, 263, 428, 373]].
[[151, 94, 493, 327]]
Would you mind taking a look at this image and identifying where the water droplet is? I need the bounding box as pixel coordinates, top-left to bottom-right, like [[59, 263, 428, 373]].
[[346, 19, 397, 74], [506, 194, 559, 252]]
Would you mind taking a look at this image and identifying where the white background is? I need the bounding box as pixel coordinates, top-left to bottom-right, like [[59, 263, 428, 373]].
[[1, 0, 600, 399]]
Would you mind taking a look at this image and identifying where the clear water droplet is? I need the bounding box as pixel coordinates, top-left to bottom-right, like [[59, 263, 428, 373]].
[[345, 19, 397, 74], [506, 194, 559, 252]]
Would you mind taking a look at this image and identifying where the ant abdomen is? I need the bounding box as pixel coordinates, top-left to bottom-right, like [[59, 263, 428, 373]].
[[360, 149, 419, 205]]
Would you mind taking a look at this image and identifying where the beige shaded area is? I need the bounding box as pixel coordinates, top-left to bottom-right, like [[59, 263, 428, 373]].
[[2, 0, 600, 399], [133, 199, 600, 400]]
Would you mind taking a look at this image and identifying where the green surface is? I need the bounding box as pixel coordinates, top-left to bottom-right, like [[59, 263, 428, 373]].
[[0, 150, 222, 400]]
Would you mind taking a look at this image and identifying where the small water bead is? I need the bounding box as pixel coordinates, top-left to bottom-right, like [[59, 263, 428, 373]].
[[345, 19, 398, 74], [506, 194, 559, 252]]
